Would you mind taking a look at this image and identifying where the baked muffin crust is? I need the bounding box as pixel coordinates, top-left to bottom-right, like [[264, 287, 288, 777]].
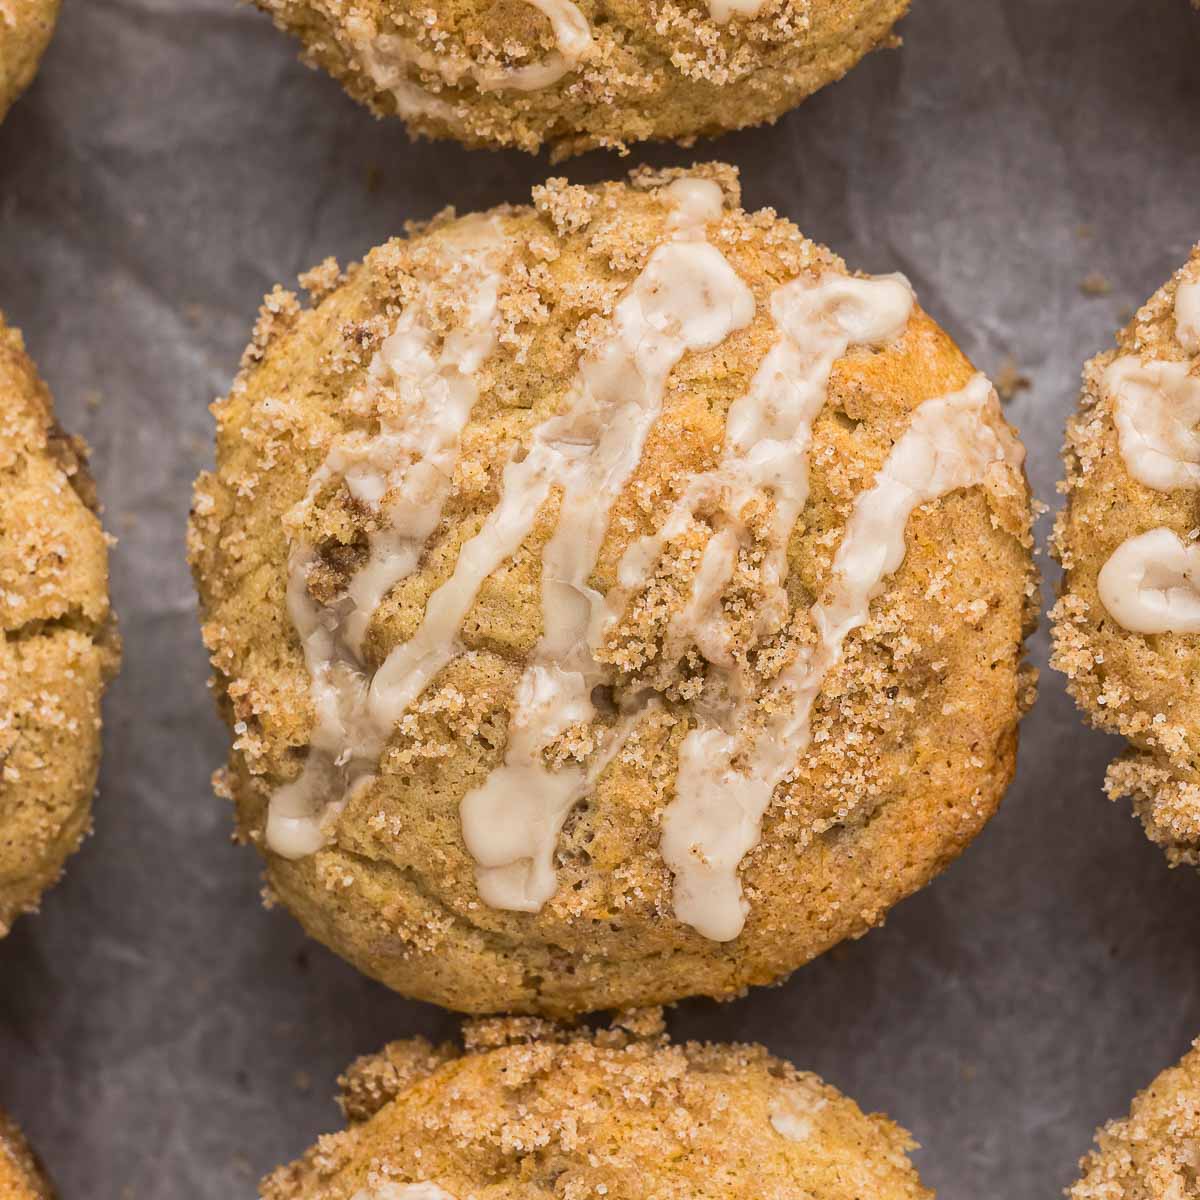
[[252, 0, 909, 157], [0, 314, 119, 935], [261, 1013, 932, 1200], [190, 164, 1036, 1015], [1068, 1041, 1200, 1200], [1052, 249, 1200, 866], [0, 0, 60, 121]]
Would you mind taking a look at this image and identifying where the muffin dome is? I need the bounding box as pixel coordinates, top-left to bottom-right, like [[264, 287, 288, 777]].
[[261, 1012, 932, 1200], [0, 0, 60, 121], [1052, 249, 1200, 866], [0, 1110, 54, 1200], [252, 0, 908, 156], [1068, 1041, 1200, 1200], [190, 164, 1036, 1015], [0, 315, 119, 936]]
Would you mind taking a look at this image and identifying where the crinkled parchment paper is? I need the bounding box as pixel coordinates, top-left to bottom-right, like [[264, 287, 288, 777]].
[[0, 0, 1199, 1195]]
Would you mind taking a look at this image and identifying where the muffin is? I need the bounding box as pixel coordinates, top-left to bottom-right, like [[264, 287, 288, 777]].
[[1052, 249, 1200, 866], [0, 1110, 54, 1200], [252, 0, 909, 156], [190, 163, 1037, 1015], [0, 314, 119, 935], [261, 1011, 932, 1200], [0, 0, 60, 121], [1068, 1041, 1200, 1200]]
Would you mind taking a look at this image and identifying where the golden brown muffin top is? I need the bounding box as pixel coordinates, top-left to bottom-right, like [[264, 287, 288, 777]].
[[192, 164, 1035, 1014], [262, 1012, 932, 1200], [1051, 248, 1200, 866], [0, 313, 119, 934], [253, 0, 908, 156], [1068, 1041, 1200, 1200]]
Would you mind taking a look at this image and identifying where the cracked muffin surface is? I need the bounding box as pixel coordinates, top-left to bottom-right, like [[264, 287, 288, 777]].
[[260, 1012, 932, 1200], [0, 0, 60, 121], [190, 163, 1036, 1015], [253, 0, 908, 157], [0, 1110, 54, 1200], [1052, 249, 1200, 868], [0, 314, 119, 936], [1068, 1041, 1200, 1200]]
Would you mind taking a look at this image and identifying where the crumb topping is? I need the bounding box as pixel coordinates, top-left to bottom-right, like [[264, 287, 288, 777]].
[[250, 0, 909, 157], [191, 164, 1035, 1015], [1069, 1042, 1200, 1200], [259, 1019, 930, 1200], [1051, 246, 1200, 866]]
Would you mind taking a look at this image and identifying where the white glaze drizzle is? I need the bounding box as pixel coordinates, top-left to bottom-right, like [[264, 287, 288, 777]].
[[706, 0, 769, 23], [476, 0, 594, 91], [349, 0, 593, 121], [348, 16, 459, 122], [413, 179, 755, 911], [1107, 356, 1200, 492], [661, 374, 1022, 941], [1097, 527, 1200, 634], [266, 217, 508, 860], [606, 272, 914, 697], [1095, 284, 1200, 636], [1177, 277, 1200, 355]]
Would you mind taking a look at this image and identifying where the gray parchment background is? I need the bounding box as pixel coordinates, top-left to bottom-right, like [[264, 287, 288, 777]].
[[1, 1, 1198, 1195]]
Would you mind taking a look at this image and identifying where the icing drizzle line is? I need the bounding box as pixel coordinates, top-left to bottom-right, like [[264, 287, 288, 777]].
[[1176, 276, 1200, 355], [1096, 279, 1200, 635], [348, 0, 594, 123], [1098, 528, 1200, 635], [267, 216, 509, 859], [375, 179, 755, 910], [269, 179, 750, 865], [662, 373, 1021, 940]]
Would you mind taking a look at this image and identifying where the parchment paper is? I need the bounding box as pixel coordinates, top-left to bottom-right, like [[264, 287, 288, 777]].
[[1, 1, 1198, 1196]]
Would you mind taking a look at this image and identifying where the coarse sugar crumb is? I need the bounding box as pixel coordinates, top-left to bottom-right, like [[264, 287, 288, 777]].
[[260, 1016, 930, 1199], [1051, 245, 1200, 867], [0, 313, 119, 937], [1068, 1041, 1200, 1200]]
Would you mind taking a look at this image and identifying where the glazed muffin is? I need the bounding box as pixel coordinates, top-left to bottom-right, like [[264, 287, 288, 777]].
[[0, 1110, 54, 1200], [0, 0, 60, 121], [1068, 1041, 1200, 1200], [252, 0, 908, 156], [261, 1011, 932, 1200], [189, 163, 1037, 1015], [0, 314, 119, 935], [1052, 249, 1200, 867]]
